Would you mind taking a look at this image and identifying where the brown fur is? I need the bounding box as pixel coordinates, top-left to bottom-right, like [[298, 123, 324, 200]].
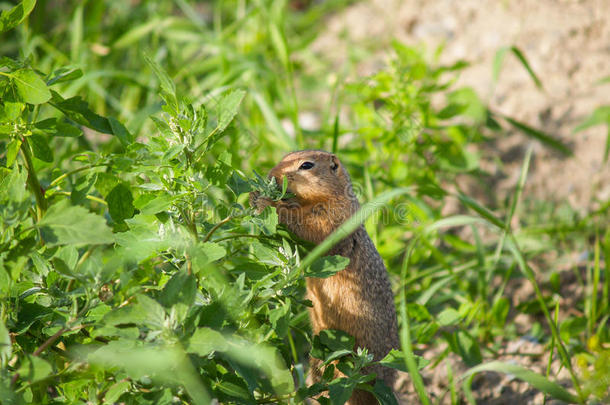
[[251, 150, 400, 405]]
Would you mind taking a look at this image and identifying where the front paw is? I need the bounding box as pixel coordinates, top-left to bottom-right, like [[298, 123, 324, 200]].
[[249, 191, 273, 214]]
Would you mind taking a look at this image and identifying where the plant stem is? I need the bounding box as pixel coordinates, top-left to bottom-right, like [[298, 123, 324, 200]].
[[11, 323, 87, 387], [180, 208, 198, 240], [203, 216, 232, 242], [50, 164, 104, 187], [211, 233, 265, 243], [20, 136, 47, 219], [54, 191, 108, 205]]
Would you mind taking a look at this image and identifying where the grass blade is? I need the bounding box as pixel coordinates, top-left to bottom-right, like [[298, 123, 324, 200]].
[[424, 215, 486, 233], [493, 46, 543, 90], [456, 194, 505, 229], [573, 106, 610, 162], [503, 116, 572, 156], [462, 361, 581, 404], [331, 113, 339, 154], [492, 47, 509, 86], [251, 90, 296, 151], [400, 241, 431, 405], [590, 235, 601, 335], [492, 145, 533, 266], [506, 236, 585, 401], [70, 4, 83, 62], [508, 46, 543, 90], [298, 187, 412, 272], [544, 300, 560, 405]]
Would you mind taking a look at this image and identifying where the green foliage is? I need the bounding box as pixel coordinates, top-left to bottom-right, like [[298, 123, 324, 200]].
[[0, 1, 608, 404], [0, 0, 36, 34]]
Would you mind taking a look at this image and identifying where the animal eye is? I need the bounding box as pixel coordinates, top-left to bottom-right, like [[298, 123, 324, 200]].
[[299, 161, 315, 170]]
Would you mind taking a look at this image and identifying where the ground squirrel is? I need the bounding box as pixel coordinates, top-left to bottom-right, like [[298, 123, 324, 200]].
[[250, 150, 400, 405]]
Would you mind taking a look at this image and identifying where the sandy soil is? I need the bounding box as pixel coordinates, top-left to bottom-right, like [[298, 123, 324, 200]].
[[309, 1, 609, 403]]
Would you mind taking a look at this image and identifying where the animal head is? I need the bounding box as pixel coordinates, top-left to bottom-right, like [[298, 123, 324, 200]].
[[268, 150, 355, 206]]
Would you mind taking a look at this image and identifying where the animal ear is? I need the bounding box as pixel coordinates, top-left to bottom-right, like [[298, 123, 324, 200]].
[[330, 154, 339, 172]]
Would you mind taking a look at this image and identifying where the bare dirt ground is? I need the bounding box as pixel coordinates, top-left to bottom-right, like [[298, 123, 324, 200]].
[[310, 0, 609, 403]]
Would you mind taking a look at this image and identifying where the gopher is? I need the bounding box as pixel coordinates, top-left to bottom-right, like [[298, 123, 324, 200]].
[[251, 150, 399, 405]]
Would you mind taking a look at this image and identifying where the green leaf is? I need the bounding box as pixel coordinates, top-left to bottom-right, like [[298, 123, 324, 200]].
[[112, 215, 176, 262], [94, 172, 120, 197], [143, 54, 176, 96], [46, 67, 83, 86], [379, 349, 429, 373], [437, 308, 461, 326], [227, 172, 252, 196], [0, 0, 36, 33], [133, 193, 174, 214], [0, 320, 11, 367], [503, 116, 571, 156], [318, 329, 355, 353], [491, 297, 510, 325], [38, 199, 114, 246], [462, 361, 580, 403], [305, 255, 350, 278], [103, 294, 166, 330], [85, 341, 210, 405], [70, 172, 96, 205], [250, 241, 284, 267], [328, 378, 356, 405], [187, 327, 228, 357], [0, 165, 28, 202], [216, 89, 246, 134], [447, 87, 486, 122], [158, 271, 196, 309], [234, 343, 294, 395], [437, 103, 468, 119], [215, 374, 255, 404], [252, 206, 278, 235], [372, 379, 399, 405], [106, 183, 135, 222], [446, 330, 482, 367], [205, 150, 233, 186], [54, 121, 83, 137], [12, 68, 51, 105], [50, 91, 113, 134], [2, 100, 24, 121], [108, 117, 134, 146], [190, 242, 226, 273], [268, 301, 290, 337], [17, 355, 52, 383], [29, 134, 53, 162], [103, 380, 130, 405], [5, 137, 21, 167]]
